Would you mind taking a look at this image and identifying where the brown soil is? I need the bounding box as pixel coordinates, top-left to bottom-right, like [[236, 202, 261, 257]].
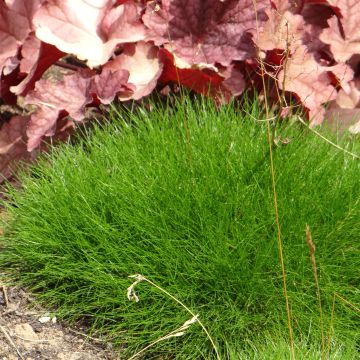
[[0, 283, 122, 360]]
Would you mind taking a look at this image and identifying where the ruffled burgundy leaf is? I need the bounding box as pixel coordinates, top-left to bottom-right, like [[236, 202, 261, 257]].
[[25, 108, 64, 152], [101, 1, 146, 46], [33, 0, 146, 68], [0, 115, 27, 155], [10, 35, 65, 96], [24, 69, 133, 150], [5, 0, 44, 24], [335, 79, 360, 109], [90, 68, 134, 104], [0, 1, 33, 74], [255, 9, 305, 53], [320, 0, 360, 62], [0, 115, 34, 181], [143, 0, 269, 66], [277, 45, 338, 125], [218, 64, 246, 100], [24, 74, 91, 150], [25, 74, 93, 120], [104, 41, 163, 100]]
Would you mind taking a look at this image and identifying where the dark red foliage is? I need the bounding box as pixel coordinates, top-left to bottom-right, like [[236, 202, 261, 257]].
[[0, 0, 359, 180]]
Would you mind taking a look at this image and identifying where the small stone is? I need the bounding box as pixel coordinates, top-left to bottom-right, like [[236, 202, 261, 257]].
[[38, 316, 51, 324], [14, 323, 38, 341], [13, 323, 38, 350]]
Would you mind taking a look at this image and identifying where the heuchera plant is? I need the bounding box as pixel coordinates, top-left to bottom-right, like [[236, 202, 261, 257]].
[[0, 0, 359, 180]]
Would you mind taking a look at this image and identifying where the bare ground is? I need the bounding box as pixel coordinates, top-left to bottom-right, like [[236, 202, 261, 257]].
[[0, 283, 122, 360]]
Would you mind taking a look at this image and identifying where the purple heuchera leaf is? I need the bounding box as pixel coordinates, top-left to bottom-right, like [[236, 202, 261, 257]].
[[320, 0, 360, 63], [255, 9, 305, 53], [104, 41, 163, 100], [10, 35, 65, 96], [219, 65, 246, 98], [0, 1, 33, 74], [0, 115, 35, 181], [5, 0, 44, 22], [33, 0, 146, 68], [90, 68, 134, 104], [24, 69, 134, 150], [277, 45, 339, 126], [143, 0, 269, 66]]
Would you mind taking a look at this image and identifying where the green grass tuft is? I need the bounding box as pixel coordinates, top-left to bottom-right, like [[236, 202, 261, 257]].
[[1, 96, 359, 358]]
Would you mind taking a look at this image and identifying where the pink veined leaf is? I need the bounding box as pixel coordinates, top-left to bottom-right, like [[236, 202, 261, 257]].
[[277, 45, 338, 126], [0, 115, 34, 182], [335, 79, 360, 109], [104, 41, 163, 100], [326, 62, 353, 93], [255, 9, 305, 53], [10, 35, 65, 96], [24, 108, 62, 153], [218, 64, 246, 100], [90, 68, 134, 104], [19, 35, 41, 74], [256, 4, 333, 57], [32, 0, 112, 68], [0, 1, 33, 75], [33, 0, 146, 68], [25, 73, 93, 121], [320, 0, 360, 62], [24, 74, 92, 150], [298, 3, 337, 56], [302, 23, 329, 56], [0, 115, 27, 155], [5, 0, 44, 24], [24, 107, 77, 152], [24, 69, 134, 151], [143, 0, 269, 66], [100, 1, 146, 47]]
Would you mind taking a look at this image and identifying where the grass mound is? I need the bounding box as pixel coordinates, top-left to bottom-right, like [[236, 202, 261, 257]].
[[1, 97, 359, 359]]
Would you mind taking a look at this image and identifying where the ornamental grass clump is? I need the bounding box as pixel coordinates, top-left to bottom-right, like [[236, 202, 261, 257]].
[[0, 96, 359, 359]]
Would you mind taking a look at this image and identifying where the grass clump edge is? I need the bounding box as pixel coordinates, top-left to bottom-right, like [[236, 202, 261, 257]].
[[0, 95, 359, 359]]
